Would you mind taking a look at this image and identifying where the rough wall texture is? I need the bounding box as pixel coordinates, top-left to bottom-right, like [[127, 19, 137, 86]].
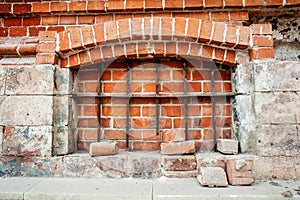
[[0, 0, 299, 180]]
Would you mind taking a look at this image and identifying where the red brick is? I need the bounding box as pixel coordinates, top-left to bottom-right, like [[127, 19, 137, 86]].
[[103, 82, 126, 93], [13, 4, 31, 14], [211, 12, 229, 21], [226, 158, 254, 186], [105, 21, 118, 42], [81, 26, 95, 48], [104, 130, 126, 140], [173, 18, 186, 39], [250, 47, 274, 60], [32, 2, 50, 14], [266, 0, 283, 6], [23, 17, 41, 26], [83, 105, 99, 116], [162, 129, 185, 142], [118, 19, 131, 41], [145, 0, 163, 10], [0, 28, 8, 37], [95, 15, 114, 23], [51, 2, 67, 12], [132, 142, 161, 151], [163, 156, 197, 171], [87, 1, 105, 12], [59, 16, 75, 25], [212, 22, 225, 45], [250, 24, 272, 35], [202, 45, 213, 60], [35, 53, 58, 64], [165, 0, 184, 9], [90, 47, 102, 62], [78, 16, 95, 24], [191, 12, 210, 20], [224, 50, 236, 65], [42, 16, 59, 25], [237, 26, 250, 48], [187, 18, 200, 41], [199, 20, 213, 43], [161, 141, 196, 155], [58, 31, 70, 53], [84, 129, 98, 140], [47, 26, 64, 32], [106, 0, 124, 11], [125, 0, 143, 10], [69, 53, 80, 68], [131, 18, 143, 40], [70, 28, 82, 50], [185, 0, 203, 8], [230, 11, 249, 21], [93, 23, 105, 45], [10, 27, 27, 36], [4, 18, 22, 26], [69, 1, 87, 12], [79, 51, 92, 65], [225, 25, 238, 47], [90, 142, 118, 156], [224, 0, 243, 7], [0, 4, 11, 14], [204, 0, 223, 7], [286, 0, 300, 5], [253, 35, 274, 47], [161, 17, 173, 40], [36, 42, 56, 53], [245, 0, 264, 6]]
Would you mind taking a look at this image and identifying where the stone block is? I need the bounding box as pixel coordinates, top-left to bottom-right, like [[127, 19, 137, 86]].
[[131, 153, 161, 178], [2, 126, 52, 157], [90, 142, 118, 156], [161, 141, 195, 155], [0, 96, 53, 126], [217, 139, 238, 155], [162, 129, 185, 142], [253, 156, 298, 180], [54, 67, 72, 95], [255, 92, 300, 124], [0, 126, 2, 154], [5, 65, 54, 95], [0, 156, 19, 176], [226, 158, 254, 186], [53, 96, 70, 126], [163, 155, 196, 171], [254, 61, 300, 92], [233, 62, 252, 94], [197, 167, 228, 187], [63, 154, 102, 177], [53, 126, 75, 155], [256, 125, 299, 156], [0, 67, 5, 95]]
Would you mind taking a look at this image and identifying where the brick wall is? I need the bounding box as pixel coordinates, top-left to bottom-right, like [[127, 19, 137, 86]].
[[75, 59, 232, 152]]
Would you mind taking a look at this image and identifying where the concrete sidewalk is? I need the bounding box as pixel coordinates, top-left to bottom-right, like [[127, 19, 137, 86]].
[[0, 177, 299, 200]]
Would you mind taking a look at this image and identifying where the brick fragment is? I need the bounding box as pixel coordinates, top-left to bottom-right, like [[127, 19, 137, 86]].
[[161, 141, 195, 155], [162, 129, 185, 142], [217, 139, 238, 154], [197, 167, 228, 187], [226, 158, 254, 186], [89, 142, 118, 156]]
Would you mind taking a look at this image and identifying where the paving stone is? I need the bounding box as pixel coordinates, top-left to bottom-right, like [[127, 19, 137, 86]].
[[217, 139, 238, 155], [197, 167, 228, 187], [164, 170, 197, 178], [161, 141, 195, 155], [0, 177, 42, 200], [2, 126, 52, 157], [0, 96, 53, 126], [162, 129, 185, 142], [163, 155, 196, 171], [226, 158, 254, 186], [5, 65, 54, 94], [90, 142, 118, 156], [24, 178, 152, 200]]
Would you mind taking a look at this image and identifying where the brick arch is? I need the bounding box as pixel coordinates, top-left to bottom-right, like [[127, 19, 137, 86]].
[[56, 17, 251, 68]]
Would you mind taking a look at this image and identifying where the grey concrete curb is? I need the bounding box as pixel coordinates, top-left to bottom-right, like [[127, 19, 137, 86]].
[[0, 177, 299, 200]]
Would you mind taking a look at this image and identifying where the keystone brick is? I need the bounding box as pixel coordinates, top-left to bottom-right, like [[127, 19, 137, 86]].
[[90, 142, 118, 156], [217, 139, 238, 154], [197, 167, 228, 187], [161, 141, 195, 155], [226, 158, 254, 186]]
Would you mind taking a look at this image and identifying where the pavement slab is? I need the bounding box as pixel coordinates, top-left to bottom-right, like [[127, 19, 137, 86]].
[[0, 177, 43, 200], [24, 178, 152, 200]]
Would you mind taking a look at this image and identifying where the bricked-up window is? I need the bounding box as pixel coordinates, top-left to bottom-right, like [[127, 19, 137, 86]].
[[74, 58, 233, 152]]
